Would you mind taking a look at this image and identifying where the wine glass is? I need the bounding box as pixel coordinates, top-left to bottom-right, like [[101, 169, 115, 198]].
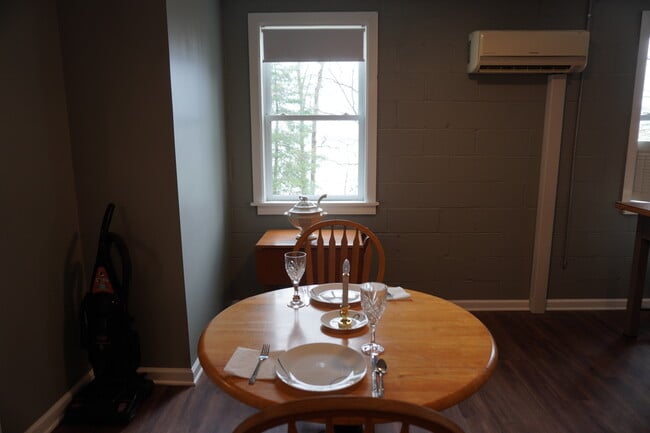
[[360, 282, 388, 355], [285, 251, 307, 309]]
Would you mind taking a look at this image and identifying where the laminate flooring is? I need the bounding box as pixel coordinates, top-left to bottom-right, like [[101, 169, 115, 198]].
[[53, 310, 650, 433]]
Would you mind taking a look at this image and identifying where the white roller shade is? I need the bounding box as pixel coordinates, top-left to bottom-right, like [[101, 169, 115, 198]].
[[262, 27, 365, 62]]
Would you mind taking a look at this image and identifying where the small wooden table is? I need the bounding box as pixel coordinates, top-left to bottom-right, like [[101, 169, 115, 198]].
[[615, 201, 650, 336], [255, 229, 300, 288], [198, 287, 497, 410]]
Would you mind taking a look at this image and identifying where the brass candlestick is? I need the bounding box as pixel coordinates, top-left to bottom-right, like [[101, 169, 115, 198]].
[[339, 304, 352, 328]]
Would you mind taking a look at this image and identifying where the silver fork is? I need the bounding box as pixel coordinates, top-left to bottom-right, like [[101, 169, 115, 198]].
[[248, 344, 270, 385]]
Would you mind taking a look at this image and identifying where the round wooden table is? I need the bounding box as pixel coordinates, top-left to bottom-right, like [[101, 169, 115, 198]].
[[199, 287, 497, 410]]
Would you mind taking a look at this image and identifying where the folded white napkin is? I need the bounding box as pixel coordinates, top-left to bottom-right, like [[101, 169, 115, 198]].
[[224, 346, 284, 380], [387, 286, 411, 300]]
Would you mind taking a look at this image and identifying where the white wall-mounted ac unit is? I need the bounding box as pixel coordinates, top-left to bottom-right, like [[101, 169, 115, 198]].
[[467, 30, 589, 74]]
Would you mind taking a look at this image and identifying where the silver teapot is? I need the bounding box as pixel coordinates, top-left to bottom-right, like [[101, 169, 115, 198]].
[[285, 194, 327, 239]]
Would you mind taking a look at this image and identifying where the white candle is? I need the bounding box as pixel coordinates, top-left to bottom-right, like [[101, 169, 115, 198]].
[[342, 259, 350, 307]]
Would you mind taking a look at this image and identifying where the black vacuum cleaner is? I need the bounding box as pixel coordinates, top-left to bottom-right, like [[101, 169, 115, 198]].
[[65, 203, 153, 425]]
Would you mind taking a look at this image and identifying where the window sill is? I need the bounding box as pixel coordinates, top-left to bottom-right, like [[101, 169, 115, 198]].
[[252, 201, 379, 216]]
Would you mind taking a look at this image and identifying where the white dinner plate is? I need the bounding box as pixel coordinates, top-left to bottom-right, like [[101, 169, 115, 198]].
[[275, 343, 367, 392], [320, 310, 368, 331], [309, 283, 361, 305]]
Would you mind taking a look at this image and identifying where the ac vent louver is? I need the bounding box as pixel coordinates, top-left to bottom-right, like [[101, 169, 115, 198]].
[[478, 65, 572, 72]]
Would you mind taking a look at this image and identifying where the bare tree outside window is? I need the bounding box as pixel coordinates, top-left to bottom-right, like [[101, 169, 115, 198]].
[[267, 61, 360, 198]]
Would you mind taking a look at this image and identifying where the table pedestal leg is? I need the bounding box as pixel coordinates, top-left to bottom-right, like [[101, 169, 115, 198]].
[[625, 216, 650, 337]]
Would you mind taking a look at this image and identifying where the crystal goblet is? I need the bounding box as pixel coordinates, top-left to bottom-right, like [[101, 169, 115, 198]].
[[284, 251, 307, 309], [360, 282, 388, 355]]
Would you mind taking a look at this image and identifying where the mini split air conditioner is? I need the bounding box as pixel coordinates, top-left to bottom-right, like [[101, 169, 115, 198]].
[[467, 30, 589, 74]]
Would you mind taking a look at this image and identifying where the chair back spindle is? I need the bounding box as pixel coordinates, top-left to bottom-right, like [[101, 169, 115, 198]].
[[293, 219, 385, 284], [232, 396, 466, 433]]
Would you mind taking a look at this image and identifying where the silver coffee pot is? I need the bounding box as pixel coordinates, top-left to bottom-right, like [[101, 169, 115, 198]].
[[285, 194, 327, 239]]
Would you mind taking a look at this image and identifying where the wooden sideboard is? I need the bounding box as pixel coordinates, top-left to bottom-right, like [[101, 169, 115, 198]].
[[615, 201, 650, 336], [255, 229, 300, 288]]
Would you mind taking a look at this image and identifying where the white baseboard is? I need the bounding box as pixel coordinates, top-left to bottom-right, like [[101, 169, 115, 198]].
[[137, 366, 193, 386], [453, 297, 650, 311], [25, 370, 94, 433], [138, 357, 203, 386], [26, 359, 204, 433], [192, 357, 204, 383], [453, 299, 530, 311]]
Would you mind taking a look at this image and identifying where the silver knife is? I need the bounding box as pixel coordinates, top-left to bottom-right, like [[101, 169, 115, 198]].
[[376, 358, 387, 398], [371, 354, 379, 398]]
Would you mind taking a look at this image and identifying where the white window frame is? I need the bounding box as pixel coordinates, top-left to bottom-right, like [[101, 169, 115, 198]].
[[248, 12, 378, 215], [622, 11, 650, 202]]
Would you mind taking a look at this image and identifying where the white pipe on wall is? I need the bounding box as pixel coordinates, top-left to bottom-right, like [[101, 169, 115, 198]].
[[529, 74, 567, 313]]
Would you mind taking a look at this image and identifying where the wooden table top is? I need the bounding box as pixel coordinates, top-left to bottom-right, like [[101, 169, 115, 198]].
[[198, 287, 497, 410], [615, 200, 650, 217]]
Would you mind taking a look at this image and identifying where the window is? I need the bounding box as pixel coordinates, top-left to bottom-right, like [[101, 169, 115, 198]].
[[623, 11, 650, 201], [248, 12, 378, 215]]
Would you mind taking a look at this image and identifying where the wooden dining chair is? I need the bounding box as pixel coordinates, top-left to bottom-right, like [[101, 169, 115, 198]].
[[292, 219, 385, 284], [231, 396, 465, 433]]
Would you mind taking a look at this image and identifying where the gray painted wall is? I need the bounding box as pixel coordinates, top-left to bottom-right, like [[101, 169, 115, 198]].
[[0, 0, 228, 431], [224, 0, 646, 302], [58, 0, 190, 369], [166, 0, 230, 361], [0, 2, 86, 431]]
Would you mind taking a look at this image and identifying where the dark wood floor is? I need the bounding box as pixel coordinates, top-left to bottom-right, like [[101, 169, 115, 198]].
[[53, 310, 650, 433]]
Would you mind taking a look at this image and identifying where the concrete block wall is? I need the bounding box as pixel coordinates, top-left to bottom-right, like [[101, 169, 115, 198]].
[[223, 0, 645, 303], [375, 1, 557, 300]]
